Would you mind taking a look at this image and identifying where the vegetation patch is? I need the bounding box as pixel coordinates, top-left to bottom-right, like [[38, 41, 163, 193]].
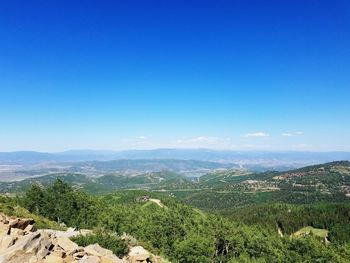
[[71, 231, 129, 258], [293, 226, 329, 239]]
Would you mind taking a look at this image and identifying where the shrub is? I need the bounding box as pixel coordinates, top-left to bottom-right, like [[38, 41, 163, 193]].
[[71, 231, 129, 257]]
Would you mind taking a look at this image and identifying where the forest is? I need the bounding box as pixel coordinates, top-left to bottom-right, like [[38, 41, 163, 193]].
[[0, 179, 349, 262]]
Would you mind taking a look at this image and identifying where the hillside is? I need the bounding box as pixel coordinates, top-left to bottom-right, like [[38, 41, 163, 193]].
[[2, 161, 350, 209], [1, 180, 350, 262], [157, 161, 350, 211], [0, 171, 191, 195], [0, 158, 232, 182], [1, 160, 350, 212]]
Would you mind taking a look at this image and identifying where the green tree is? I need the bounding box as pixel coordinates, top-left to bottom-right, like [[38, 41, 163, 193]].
[[23, 183, 44, 214]]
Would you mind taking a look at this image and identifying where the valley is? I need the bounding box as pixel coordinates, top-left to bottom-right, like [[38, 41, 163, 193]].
[[1, 159, 350, 262]]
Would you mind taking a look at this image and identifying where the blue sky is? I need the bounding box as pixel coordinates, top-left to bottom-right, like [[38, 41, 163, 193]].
[[0, 0, 349, 152]]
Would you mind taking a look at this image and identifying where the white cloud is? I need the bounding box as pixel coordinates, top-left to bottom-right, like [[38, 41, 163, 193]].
[[174, 136, 233, 148], [191, 136, 219, 143], [136, 136, 147, 139], [281, 131, 304, 137], [244, 132, 269, 138]]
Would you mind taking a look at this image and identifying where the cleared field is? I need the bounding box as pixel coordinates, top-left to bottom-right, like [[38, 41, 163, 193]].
[[293, 226, 328, 238]]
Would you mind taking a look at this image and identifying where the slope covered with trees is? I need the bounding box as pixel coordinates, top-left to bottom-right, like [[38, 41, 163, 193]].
[[0, 179, 347, 262]]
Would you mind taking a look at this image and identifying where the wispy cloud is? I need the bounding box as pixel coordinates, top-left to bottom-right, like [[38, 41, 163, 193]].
[[176, 136, 219, 144], [191, 136, 219, 143], [281, 131, 304, 137], [244, 132, 269, 138], [136, 136, 147, 139]]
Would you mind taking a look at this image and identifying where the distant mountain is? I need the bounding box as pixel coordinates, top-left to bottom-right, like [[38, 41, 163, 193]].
[[69, 159, 233, 173], [0, 151, 54, 164], [0, 159, 233, 182], [0, 149, 350, 169]]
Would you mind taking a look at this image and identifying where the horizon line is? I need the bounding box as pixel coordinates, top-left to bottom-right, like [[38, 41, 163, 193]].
[[1, 148, 350, 154]]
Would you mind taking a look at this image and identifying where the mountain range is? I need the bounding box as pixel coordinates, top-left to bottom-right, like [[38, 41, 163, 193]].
[[1, 149, 350, 169]]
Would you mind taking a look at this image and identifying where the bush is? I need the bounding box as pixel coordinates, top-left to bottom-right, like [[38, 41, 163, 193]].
[[71, 231, 129, 257]]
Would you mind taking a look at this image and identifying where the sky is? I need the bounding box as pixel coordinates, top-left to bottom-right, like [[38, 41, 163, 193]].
[[0, 0, 349, 152]]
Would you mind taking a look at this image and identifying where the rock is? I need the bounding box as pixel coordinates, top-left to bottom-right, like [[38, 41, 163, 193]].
[[84, 247, 102, 257], [74, 250, 86, 259], [10, 218, 34, 230], [40, 228, 92, 239], [10, 228, 24, 236], [101, 256, 126, 263], [78, 255, 100, 263], [37, 247, 50, 259], [127, 246, 150, 263], [85, 244, 113, 257], [43, 254, 64, 263], [4, 251, 37, 263], [50, 248, 66, 258], [0, 222, 10, 235], [24, 223, 37, 233], [56, 236, 79, 254], [64, 255, 76, 262], [8, 218, 19, 227], [0, 232, 41, 260], [0, 213, 162, 263], [0, 213, 8, 222], [29, 255, 39, 263], [26, 233, 52, 255], [0, 235, 16, 250]]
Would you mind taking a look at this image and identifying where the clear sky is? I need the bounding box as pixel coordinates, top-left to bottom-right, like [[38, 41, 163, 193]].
[[0, 0, 349, 152]]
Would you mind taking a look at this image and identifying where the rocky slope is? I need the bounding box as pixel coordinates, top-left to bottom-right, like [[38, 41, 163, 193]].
[[0, 213, 165, 263]]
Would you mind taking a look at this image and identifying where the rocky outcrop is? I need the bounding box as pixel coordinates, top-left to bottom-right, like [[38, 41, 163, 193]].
[[127, 246, 150, 263], [0, 213, 167, 263]]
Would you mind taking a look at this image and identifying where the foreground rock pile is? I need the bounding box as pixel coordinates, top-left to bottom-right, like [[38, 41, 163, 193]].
[[0, 213, 163, 263]]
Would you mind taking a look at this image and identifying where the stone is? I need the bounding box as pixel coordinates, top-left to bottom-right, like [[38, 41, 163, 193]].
[[101, 255, 126, 263], [127, 246, 150, 263], [8, 218, 19, 227], [84, 247, 102, 257], [74, 250, 86, 259], [50, 249, 65, 258], [10, 228, 24, 236], [28, 256, 39, 263], [37, 247, 50, 259], [85, 244, 113, 257], [26, 233, 51, 254], [0, 232, 41, 260], [24, 223, 37, 233], [10, 218, 35, 230], [0, 222, 10, 235], [64, 255, 76, 262], [5, 251, 37, 263], [56, 236, 79, 255], [43, 254, 64, 263], [0, 235, 16, 250], [78, 255, 100, 263], [0, 213, 158, 263]]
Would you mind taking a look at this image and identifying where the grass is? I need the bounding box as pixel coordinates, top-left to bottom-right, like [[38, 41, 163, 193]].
[[293, 226, 329, 238], [0, 195, 66, 230]]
